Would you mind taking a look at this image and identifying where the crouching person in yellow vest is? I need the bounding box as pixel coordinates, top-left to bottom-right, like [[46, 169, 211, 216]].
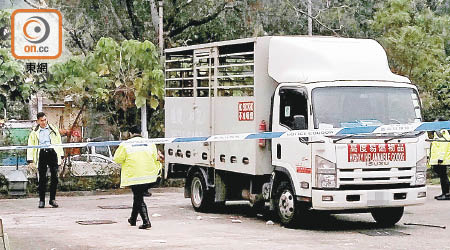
[[113, 126, 162, 229], [429, 128, 450, 200]]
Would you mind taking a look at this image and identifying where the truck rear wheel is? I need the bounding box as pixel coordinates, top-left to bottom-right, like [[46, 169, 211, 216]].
[[190, 172, 213, 212], [275, 181, 302, 228], [371, 207, 404, 227]]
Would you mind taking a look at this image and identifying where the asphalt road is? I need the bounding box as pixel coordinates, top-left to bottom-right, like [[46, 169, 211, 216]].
[[1, 185, 449, 250]]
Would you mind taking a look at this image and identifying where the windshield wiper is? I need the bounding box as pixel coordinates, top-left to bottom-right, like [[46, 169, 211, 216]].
[[333, 134, 355, 143], [298, 137, 325, 144], [384, 131, 423, 143]]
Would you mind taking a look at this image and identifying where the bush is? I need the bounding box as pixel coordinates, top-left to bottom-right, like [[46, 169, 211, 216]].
[[0, 173, 8, 194]]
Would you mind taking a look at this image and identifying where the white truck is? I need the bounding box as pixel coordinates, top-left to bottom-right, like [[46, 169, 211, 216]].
[[164, 36, 428, 227]]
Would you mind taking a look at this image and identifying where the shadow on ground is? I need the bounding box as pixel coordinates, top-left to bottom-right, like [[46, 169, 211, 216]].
[[201, 203, 400, 232]]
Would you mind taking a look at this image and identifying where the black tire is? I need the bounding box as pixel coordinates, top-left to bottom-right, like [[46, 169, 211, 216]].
[[371, 207, 404, 227], [190, 172, 213, 212], [274, 181, 303, 228]]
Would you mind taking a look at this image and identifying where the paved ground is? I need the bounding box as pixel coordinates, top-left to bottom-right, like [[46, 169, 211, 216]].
[[1, 185, 449, 250]]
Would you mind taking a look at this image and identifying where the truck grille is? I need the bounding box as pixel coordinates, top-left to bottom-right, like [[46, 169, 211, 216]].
[[339, 183, 411, 190], [337, 167, 414, 187]]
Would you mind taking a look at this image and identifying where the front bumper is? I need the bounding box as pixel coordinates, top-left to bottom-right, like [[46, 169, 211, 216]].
[[311, 186, 427, 210]]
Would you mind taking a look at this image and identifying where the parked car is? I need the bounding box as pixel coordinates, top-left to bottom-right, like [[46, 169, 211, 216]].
[[68, 145, 119, 177]]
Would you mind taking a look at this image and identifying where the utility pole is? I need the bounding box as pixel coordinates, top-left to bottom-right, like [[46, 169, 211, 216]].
[[307, 0, 312, 36], [142, 1, 164, 138], [141, 106, 148, 138], [159, 1, 164, 59]]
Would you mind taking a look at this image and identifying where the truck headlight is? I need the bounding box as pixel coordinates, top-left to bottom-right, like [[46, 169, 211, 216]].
[[415, 172, 426, 186], [416, 156, 427, 172], [315, 156, 336, 189], [415, 156, 427, 186], [317, 174, 336, 188]]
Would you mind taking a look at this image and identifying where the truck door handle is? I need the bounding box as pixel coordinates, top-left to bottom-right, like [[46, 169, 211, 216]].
[[277, 144, 281, 159]]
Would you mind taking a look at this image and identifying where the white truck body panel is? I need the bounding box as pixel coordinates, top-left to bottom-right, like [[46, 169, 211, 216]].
[[165, 37, 275, 175]]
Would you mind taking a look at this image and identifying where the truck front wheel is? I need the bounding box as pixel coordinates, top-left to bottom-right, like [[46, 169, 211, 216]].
[[190, 172, 213, 212], [275, 181, 302, 227], [371, 207, 404, 227]]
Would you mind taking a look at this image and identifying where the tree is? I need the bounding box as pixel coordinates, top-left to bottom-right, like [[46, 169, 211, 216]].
[[35, 0, 246, 52], [47, 37, 164, 131], [371, 0, 450, 120], [9, 0, 449, 123], [47, 37, 164, 176], [0, 9, 42, 119], [0, 10, 11, 48], [0, 48, 25, 111]]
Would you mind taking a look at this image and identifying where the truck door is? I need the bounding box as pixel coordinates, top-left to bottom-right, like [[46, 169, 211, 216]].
[[193, 48, 217, 166], [272, 87, 311, 197]]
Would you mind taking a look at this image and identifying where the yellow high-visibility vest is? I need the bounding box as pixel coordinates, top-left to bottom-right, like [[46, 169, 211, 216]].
[[113, 137, 162, 187], [429, 130, 450, 166], [27, 124, 64, 166]]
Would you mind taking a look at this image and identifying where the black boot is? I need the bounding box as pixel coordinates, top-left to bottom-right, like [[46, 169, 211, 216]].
[[129, 203, 139, 226], [436, 194, 450, 200], [49, 200, 59, 208], [435, 194, 444, 199], [128, 218, 137, 226], [138, 203, 151, 229]]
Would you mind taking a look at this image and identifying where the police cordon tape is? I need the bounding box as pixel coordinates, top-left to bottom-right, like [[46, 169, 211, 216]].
[[0, 121, 449, 151]]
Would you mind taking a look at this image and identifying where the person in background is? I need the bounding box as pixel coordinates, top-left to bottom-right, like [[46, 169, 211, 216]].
[[113, 126, 162, 229], [27, 112, 64, 208], [429, 124, 450, 200]]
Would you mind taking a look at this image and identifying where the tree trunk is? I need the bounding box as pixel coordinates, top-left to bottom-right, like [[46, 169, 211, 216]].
[[125, 0, 142, 40], [60, 103, 85, 178], [105, 0, 129, 40], [149, 0, 160, 35]]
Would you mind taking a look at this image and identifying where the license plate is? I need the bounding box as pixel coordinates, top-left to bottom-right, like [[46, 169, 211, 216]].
[[367, 191, 390, 207]]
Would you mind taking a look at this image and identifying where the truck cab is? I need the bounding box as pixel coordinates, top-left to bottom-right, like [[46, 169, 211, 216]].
[[271, 81, 427, 226]]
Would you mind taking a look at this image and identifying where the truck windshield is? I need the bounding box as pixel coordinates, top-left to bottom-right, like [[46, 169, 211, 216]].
[[312, 87, 421, 129]]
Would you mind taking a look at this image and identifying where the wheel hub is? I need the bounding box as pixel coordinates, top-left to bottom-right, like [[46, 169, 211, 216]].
[[192, 178, 203, 207], [279, 190, 294, 219]]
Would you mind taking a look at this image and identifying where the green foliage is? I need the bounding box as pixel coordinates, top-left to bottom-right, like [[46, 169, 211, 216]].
[[0, 11, 28, 107], [92, 38, 164, 108], [48, 38, 164, 132], [0, 9, 43, 118], [0, 48, 25, 106], [164, 0, 247, 45], [49, 38, 163, 109], [423, 82, 450, 120], [371, 0, 450, 120], [0, 173, 8, 194], [0, 9, 11, 48], [0, 173, 8, 187], [1, 0, 448, 126], [47, 0, 159, 54]]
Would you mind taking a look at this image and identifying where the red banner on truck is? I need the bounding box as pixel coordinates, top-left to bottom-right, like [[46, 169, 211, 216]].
[[348, 143, 406, 163], [238, 101, 254, 121]]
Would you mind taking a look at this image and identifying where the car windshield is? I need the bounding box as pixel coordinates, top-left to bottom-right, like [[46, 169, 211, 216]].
[[94, 146, 110, 157], [312, 87, 421, 129]]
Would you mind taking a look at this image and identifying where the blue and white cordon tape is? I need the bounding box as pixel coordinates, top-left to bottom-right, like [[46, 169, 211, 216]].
[[0, 121, 449, 151]]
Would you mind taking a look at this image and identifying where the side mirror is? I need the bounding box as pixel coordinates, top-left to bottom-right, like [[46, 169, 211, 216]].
[[293, 115, 306, 130]]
